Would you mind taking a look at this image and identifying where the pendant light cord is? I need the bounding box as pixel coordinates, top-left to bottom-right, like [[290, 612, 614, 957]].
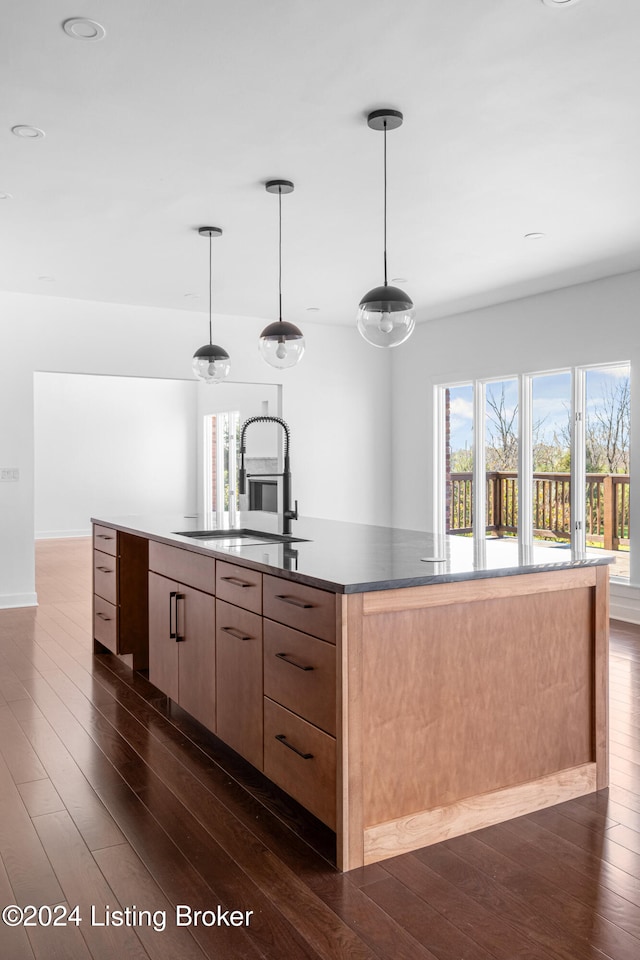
[[208, 232, 213, 345], [383, 119, 388, 287], [278, 186, 283, 322]]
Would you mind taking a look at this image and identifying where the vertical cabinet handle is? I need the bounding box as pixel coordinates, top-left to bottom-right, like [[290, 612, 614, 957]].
[[175, 593, 185, 641], [169, 591, 177, 639]]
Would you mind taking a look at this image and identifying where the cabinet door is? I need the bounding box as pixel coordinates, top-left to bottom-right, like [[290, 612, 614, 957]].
[[177, 584, 216, 731], [216, 599, 263, 769], [148, 571, 180, 702]]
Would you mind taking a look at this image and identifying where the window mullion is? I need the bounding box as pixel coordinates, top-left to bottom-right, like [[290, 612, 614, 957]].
[[518, 374, 533, 560], [571, 367, 587, 557], [473, 381, 486, 548]]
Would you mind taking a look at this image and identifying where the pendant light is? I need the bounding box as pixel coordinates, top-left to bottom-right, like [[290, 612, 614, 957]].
[[259, 180, 305, 369], [357, 109, 415, 348], [192, 226, 231, 383]]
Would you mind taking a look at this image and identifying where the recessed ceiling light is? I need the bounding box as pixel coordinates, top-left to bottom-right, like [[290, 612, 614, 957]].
[[541, 0, 582, 7], [306, 306, 320, 312], [11, 125, 45, 139], [38, 276, 55, 282], [524, 232, 546, 240], [391, 277, 409, 284], [0, 192, 12, 200], [184, 293, 200, 299], [62, 18, 106, 41]]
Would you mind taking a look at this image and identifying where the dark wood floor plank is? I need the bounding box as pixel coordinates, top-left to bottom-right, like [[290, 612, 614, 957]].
[[24, 901, 94, 960], [385, 852, 566, 960], [0, 664, 32, 702], [608, 783, 640, 815], [32, 810, 150, 960], [498, 814, 640, 910], [0, 852, 36, 959], [92, 843, 209, 960], [475, 818, 640, 941], [529, 806, 640, 880], [0, 752, 65, 908], [439, 830, 640, 960], [17, 778, 65, 818], [9, 699, 126, 851], [0, 703, 48, 784], [606, 824, 640, 856], [362, 875, 499, 960]]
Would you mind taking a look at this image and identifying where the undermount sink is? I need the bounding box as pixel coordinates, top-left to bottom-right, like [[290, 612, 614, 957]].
[[173, 528, 308, 545]]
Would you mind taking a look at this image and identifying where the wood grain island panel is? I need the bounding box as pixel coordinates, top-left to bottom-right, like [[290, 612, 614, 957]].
[[339, 568, 607, 869], [91, 518, 609, 872]]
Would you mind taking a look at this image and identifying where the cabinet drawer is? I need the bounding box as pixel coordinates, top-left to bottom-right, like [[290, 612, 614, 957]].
[[264, 620, 336, 736], [216, 561, 262, 614], [93, 524, 117, 557], [94, 595, 117, 653], [94, 550, 117, 605], [149, 540, 215, 595], [263, 575, 337, 643], [264, 698, 336, 830], [216, 600, 263, 769]]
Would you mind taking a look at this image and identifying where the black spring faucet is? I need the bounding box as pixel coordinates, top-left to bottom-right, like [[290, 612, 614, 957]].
[[239, 416, 298, 535]]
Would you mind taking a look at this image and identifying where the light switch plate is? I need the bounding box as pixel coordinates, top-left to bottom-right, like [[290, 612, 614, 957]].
[[0, 468, 19, 481]]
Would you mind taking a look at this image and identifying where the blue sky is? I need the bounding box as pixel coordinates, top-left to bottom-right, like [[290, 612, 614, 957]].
[[448, 366, 629, 451]]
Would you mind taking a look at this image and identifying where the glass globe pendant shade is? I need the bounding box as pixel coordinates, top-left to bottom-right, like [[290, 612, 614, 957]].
[[258, 319, 305, 369], [192, 342, 231, 383], [357, 284, 415, 347]]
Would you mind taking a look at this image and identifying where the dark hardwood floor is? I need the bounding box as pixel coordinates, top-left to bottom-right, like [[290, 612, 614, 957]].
[[1, 537, 640, 959]]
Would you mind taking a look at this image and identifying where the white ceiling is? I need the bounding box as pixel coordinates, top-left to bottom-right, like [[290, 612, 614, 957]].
[[2, 0, 640, 328]]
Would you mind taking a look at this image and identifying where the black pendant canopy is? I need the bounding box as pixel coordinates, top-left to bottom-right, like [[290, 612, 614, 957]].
[[357, 109, 415, 348], [192, 226, 231, 383], [259, 180, 305, 369]]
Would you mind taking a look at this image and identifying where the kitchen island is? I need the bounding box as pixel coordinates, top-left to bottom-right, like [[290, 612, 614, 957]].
[[92, 513, 610, 871]]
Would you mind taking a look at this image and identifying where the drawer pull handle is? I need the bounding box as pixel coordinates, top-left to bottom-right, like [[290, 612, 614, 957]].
[[96, 534, 114, 540], [96, 566, 113, 573], [275, 734, 313, 760], [221, 626, 252, 642], [275, 595, 313, 609], [221, 576, 253, 588], [275, 652, 314, 671], [96, 612, 111, 621], [169, 591, 178, 640], [175, 593, 185, 642]]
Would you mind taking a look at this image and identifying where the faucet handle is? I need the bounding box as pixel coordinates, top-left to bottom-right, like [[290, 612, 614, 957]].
[[293, 499, 299, 520]]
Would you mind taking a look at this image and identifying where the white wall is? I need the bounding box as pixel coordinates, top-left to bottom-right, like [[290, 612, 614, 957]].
[[390, 269, 640, 620], [0, 290, 391, 607], [34, 373, 198, 538]]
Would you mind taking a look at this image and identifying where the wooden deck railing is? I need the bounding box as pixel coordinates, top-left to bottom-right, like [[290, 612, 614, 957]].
[[448, 471, 630, 549]]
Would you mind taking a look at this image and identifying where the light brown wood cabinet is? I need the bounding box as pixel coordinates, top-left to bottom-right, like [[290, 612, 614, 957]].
[[94, 520, 610, 871], [93, 526, 148, 667], [148, 543, 216, 731], [261, 575, 338, 828], [215, 598, 263, 769]]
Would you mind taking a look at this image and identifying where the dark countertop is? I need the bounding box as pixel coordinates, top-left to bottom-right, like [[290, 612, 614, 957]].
[[91, 512, 612, 594]]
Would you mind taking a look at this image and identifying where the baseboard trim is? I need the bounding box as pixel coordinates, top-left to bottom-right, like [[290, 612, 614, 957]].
[[35, 529, 91, 540], [363, 762, 597, 865], [610, 582, 640, 624], [0, 593, 38, 609]]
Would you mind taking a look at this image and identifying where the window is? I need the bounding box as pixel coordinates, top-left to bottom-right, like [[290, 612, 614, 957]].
[[437, 363, 631, 579], [204, 410, 240, 522]]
